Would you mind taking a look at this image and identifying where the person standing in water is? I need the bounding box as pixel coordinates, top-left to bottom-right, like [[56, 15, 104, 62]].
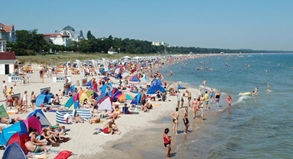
[[202, 79, 207, 89], [183, 109, 190, 134], [227, 95, 232, 107], [185, 90, 192, 108], [254, 86, 259, 95], [170, 107, 179, 135], [209, 89, 215, 105], [215, 91, 221, 107], [267, 83, 271, 92], [163, 128, 171, 158]]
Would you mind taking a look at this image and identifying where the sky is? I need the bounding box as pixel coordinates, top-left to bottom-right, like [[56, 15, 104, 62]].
[[2, 0, 293, 50]]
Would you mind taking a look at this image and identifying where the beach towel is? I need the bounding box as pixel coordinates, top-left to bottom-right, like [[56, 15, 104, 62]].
[[54, 150, 72, 159], [93, 128, 110, 135]]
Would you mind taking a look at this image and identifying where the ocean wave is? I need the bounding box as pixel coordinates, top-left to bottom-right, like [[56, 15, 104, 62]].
[[232, 95, 251, 105]]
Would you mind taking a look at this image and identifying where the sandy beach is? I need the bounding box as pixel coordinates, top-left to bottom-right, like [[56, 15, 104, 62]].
[[0, 55, 221, 159]]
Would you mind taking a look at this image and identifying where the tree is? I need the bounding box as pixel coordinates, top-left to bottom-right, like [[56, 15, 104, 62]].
[[87, 30, 96, 40]]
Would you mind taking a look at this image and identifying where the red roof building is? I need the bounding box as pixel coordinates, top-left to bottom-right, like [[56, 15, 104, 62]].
[[0, 52, 16, 60]]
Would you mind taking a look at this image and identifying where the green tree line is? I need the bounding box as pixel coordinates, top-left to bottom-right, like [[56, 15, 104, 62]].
[[7, 30, 292, 56]]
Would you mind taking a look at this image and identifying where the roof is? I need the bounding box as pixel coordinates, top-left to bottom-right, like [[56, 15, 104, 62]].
[[0, 23, 13, 32], [43, 34, 60, 37], [0, 52, 16, 60], [62, 25, 75, 31]]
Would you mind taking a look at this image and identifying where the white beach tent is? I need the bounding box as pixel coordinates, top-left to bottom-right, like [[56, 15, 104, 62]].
[[98, 96, 112, 111]]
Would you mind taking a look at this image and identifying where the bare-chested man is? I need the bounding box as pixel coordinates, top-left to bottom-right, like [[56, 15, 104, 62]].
[[185, 90, 192, 107], [25, 141, 48, 154]]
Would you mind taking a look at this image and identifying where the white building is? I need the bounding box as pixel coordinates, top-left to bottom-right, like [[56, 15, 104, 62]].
[[43, 34, 70, 47], [0, 23, 16, 42], [108, 47, 117, 54], [0, 39, 16, 75], [58, 25, 84, 42], [152, 41, 166, 46]]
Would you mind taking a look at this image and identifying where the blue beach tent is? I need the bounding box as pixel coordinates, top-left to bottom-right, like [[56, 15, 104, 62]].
[[151, 79, 163, 86], [2, 143, 26, 159], [130, 93, 142, 105], [147, 85, 166, 94], [1, 121, 27, 144], [36, 94, 53, 107]]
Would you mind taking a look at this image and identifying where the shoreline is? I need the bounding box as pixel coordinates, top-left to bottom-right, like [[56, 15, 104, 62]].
[[79, 82, 231, 159]]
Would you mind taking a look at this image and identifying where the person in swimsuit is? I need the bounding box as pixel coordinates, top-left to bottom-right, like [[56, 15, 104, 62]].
[[202, 79, 207, 89], [183, 111, 189, 134], [204, 91, 210, 110], [215, 91, 221, 107], [163, 128, 171, 158], [227, 95, 232, 106], [22, 91, 28, 108], [25, 141, 48, 154], [170, 107, 179, 135], [31, 91, 36, 110], [209, 89, 215, 104], [186, 90, 192, 107], [192, 97, 199, 119], [103, 121, 113, 134]]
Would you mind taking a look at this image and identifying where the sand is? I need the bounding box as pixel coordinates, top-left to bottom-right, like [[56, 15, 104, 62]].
[[0, 62, 201, 159]]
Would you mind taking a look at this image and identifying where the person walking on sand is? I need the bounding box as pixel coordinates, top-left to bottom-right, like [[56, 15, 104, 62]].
[[163, 128, 171, 158], [170, 107, 179, 135], [2, 81, 7, 98], [227, 95, 232, 107], [176, 91, 181, 108], [186, 90, 192, 107], [31, 91, 36, 110]]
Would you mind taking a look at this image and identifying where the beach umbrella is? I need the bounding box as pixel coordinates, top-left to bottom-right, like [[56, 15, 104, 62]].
[[79, 90, 88, 102], [113, 91, 122, 102], [118, 93, 133, 101]]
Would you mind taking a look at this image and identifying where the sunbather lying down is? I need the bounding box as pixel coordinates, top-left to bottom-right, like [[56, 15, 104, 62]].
[[0, 116, 22, 124], [89, 116, 100, 124], [42, 106, 65, 112], [93, 120, 121, 135]]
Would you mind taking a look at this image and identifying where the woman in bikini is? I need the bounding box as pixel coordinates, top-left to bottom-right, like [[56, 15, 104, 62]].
[[163, 128, 171, 158], [170, 107, 179, 135]]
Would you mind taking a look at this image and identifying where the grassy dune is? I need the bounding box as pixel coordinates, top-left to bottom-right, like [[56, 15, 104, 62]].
[[17, 52, 158, 64]]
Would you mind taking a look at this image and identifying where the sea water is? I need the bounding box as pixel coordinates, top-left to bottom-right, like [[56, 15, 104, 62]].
[[161, 53, 293, 159]]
